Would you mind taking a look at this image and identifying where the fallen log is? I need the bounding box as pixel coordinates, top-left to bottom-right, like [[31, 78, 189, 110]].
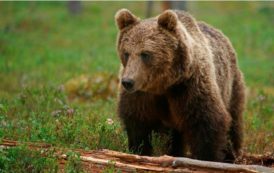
[[1, 139, 273, 173]]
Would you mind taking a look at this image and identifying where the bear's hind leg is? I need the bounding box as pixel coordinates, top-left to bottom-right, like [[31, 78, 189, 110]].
[[229, 71, 245, 155]]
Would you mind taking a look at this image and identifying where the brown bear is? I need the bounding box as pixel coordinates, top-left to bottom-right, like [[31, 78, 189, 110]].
[[115, 9, 246, 162]]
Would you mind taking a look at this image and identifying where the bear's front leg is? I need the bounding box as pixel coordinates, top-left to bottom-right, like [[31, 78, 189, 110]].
[[167, 129, 185, 157], [123, 117, 153, 155], [167, 85, 232, 162], [187, 118, 229, 161], [118, 91, 169, 156], [185, 98, 231, 162]]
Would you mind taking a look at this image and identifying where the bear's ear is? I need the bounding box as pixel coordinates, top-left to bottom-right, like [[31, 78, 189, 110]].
[[158, 10, 178, 32], [115, 9, 139, 30]]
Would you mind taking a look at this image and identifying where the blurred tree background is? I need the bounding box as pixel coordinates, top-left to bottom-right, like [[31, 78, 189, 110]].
[[0, 1, 273, 171]]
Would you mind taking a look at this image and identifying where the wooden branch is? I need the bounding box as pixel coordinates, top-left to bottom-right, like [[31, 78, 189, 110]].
[[1, 139, 273, 173], [172, 157, 273, 173]]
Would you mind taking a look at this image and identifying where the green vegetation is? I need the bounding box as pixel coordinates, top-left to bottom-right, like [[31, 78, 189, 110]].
[[0, 2, 273, 172], [0, 146, 58, 173]]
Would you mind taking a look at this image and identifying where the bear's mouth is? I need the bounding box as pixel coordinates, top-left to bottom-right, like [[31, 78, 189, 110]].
[[123, 87, 136, 93]]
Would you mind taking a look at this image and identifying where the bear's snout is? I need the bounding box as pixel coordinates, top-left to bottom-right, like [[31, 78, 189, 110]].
[[121, 78, 135, 92]]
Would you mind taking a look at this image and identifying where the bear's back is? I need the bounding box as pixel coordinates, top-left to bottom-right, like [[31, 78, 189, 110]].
[[198, 21, 238, 108], [174, 10, 238, 108]]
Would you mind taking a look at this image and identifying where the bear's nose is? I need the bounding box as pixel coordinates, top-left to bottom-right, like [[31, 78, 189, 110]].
[[121, 78, 135, 91]]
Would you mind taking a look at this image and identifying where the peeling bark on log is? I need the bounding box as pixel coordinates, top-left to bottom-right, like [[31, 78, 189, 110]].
[[172, 157, 273, 173], [1, 139, 273, 173]]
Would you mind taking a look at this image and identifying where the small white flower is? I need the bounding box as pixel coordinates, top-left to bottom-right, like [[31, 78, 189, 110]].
[[106, 118, 114, 125]]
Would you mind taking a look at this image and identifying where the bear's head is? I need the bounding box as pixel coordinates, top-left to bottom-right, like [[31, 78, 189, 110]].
[[115, 9, 194, 94]]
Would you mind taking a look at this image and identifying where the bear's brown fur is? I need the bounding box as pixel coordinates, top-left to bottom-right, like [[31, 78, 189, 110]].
[[115, 9, 246, 162]]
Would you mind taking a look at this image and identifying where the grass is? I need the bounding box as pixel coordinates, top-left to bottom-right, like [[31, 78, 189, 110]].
[[0, 2, 273, 172], [0, 145, 59, 173]]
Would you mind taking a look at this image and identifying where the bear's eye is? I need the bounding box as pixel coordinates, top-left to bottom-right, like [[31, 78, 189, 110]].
[[140, 52, 151, 63], [123, 52, 129, 62]]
